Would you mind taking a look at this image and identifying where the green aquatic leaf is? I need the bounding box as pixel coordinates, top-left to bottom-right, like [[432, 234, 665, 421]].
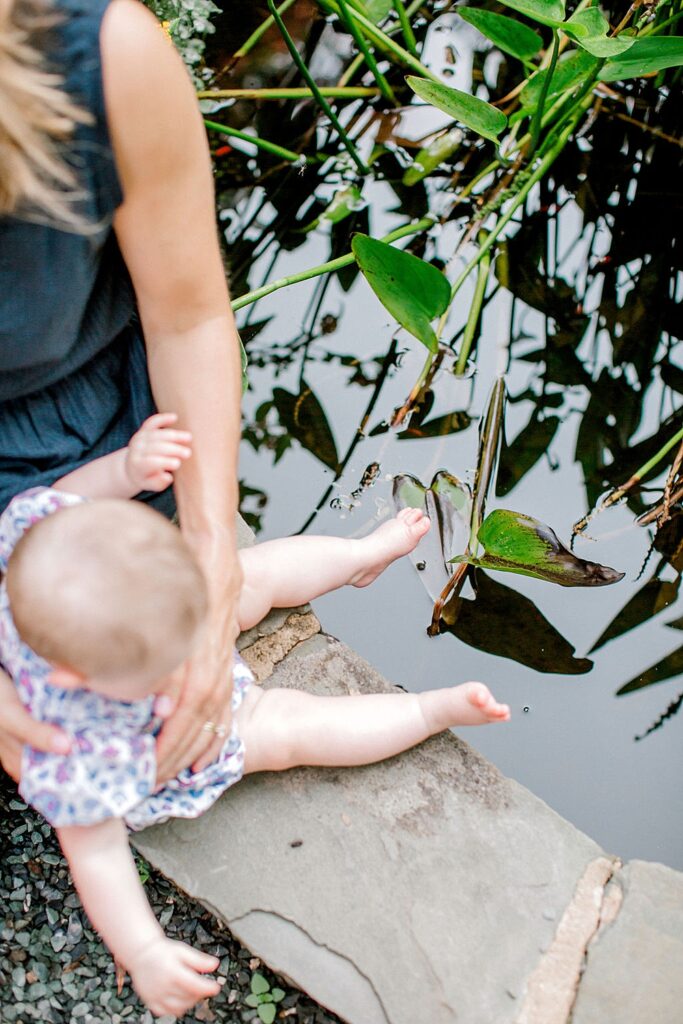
[[402, 128, 463, 186], [562, 8, 634, 57], [520, 49, 600, 109], [352, 234, 451, 352], [495, 0, 565, 28], [470, 377, 506, 545], [406, 76, 507, 143], [458, 7, 543, 60], [600, 36, 683, 81], [456, 508, 625, 586]]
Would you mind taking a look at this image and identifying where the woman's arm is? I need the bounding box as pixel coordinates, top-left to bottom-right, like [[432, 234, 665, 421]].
[[58, 818, 220, 1017], [0, 668, 71, 780], [101, 1, 243, 780]]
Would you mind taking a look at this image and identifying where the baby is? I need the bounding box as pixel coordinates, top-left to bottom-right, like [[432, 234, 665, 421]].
[[0, 413, 510, 1018]]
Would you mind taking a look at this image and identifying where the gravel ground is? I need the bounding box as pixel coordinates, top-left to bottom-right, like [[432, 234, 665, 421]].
[[0, 772, 342, 1024]]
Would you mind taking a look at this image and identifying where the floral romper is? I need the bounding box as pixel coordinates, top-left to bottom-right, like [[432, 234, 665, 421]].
[[0, 488, 252, 832]]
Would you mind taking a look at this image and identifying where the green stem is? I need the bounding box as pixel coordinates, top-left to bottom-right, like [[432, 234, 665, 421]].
[[232, 0, 298, 60], [456, 244, 490, 374], [437, 97, 590, 338], [267, 0, 369, 175], [203, 119, 317, 163], [317, 0, 441, 83], [390, 0, 418, 56], [337, 0, 397, 103], [232, 215, 435, 311], [337, 51, 366, 87], [627, 427, 683, 489], [528, 29, 560, 157], [198, 86, 380, 99]]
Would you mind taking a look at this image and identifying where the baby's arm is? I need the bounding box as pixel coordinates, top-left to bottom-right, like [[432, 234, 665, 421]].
[[53, 413, 192, 499], [57, 818, 220, 1017]]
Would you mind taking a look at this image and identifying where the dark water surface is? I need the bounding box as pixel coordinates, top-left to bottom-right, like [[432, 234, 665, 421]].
[[211, 5, 683, 869]]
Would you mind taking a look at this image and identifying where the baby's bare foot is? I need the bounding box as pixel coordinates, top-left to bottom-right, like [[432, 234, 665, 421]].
[[349, 508, 430, 588], [420, 682, 510, 731]]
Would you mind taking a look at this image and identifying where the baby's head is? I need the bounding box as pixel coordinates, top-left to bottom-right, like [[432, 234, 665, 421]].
[[6, 500, 209, 700]]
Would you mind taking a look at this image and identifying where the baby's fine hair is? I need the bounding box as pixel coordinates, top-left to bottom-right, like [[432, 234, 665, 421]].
[[6, 500, 209, 681]]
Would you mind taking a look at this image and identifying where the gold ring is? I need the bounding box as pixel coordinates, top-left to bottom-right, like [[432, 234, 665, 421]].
[[202, 720, 228, 738]]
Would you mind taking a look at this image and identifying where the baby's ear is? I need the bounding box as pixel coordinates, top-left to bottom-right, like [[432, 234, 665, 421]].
[[48, 665, 86, 690]]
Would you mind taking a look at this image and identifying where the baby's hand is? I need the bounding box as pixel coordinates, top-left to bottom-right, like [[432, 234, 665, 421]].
[[125, 413, 192, 493], [129, 935, 221, 1017]]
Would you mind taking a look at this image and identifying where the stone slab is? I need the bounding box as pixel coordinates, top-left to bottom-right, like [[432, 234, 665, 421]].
[[571, 859, 683, 1024], [134, 636, 605, 1024]]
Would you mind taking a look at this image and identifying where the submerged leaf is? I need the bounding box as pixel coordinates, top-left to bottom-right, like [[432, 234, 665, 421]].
[[402, 128, 463, 186], [352, 234, 451, 352], [458, 7, 543, 60], [458, 508, 625, 586], [471, 377, 506, 545], [494, 0, 565, 28], [600, 36, 683, 81], [442, 569, 593, 674], [406, 77, 507, 143], [562, 8, 634, 57], [304, 185, 365, 231], [496, 414, 560, 496]]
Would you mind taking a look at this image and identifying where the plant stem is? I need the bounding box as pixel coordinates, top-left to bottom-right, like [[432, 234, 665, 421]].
[[391, 0, 419, 55], [267, 0, 369, 174], [317, 0, 441, 82], [456, 244, 490, 374], [337, 51, 366, 87], [337, 0, 397, 103], [232, 216, 435, 310], [198, 86, 381, 99], [204, 119, 317, 163], [232, 0, 298, 61], [528, 29, 560, 157]]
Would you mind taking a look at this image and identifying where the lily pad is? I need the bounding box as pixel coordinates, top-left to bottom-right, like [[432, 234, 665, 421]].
[[352, 233, 451, 352], [456, 508, 625, 586]]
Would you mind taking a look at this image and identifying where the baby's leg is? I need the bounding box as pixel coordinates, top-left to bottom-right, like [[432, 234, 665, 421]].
[[237, 508, 430, 630], [237, 682, 509, 774]]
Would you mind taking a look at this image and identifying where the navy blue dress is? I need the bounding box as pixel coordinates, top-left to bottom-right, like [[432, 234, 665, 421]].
[[0, 0, 173, 516]]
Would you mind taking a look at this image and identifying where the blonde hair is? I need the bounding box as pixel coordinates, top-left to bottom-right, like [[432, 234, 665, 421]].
[[0, 0, 91, 226], [6, 500, 209, 683]]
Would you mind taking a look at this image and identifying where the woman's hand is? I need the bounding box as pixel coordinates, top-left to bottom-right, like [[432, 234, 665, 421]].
[[154, 542, 242, 783], [0, 667, 71, 782]]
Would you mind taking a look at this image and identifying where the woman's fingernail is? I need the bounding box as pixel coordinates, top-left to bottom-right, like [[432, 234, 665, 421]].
[[52, 735, 71, 755]]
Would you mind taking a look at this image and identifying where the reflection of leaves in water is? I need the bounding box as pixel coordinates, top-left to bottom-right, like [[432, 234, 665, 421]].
[[617, 644, 683, 695], [441, 570, 593, 675], [396, 410, 472, 439], [589, 577, 680, 653], [636, 690, 683, 741], [654, 512, 683, 573], [497, 413, 560, 496], [272, 384, 339, 471]]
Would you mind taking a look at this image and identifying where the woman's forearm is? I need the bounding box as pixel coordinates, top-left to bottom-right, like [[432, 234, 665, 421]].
[[144, 312, 242, 571]]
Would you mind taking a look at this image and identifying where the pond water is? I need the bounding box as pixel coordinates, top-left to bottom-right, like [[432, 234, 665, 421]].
[[208, 4, 683, 869]]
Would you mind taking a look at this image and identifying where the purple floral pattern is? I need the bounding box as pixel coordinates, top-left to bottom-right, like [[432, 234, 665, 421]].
[[0, 487, 251, 832]]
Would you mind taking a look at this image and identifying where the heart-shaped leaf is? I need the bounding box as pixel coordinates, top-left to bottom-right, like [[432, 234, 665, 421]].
[[352, 234, 451, 352], [562, 8, 635, 57], [458, 7, 543, 60], [406, 76, 507, 143], [251, 973, 270, 996], [495, 0, 565, 28], [600, 36, 683, 81], [455, 508, 625, 586]]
